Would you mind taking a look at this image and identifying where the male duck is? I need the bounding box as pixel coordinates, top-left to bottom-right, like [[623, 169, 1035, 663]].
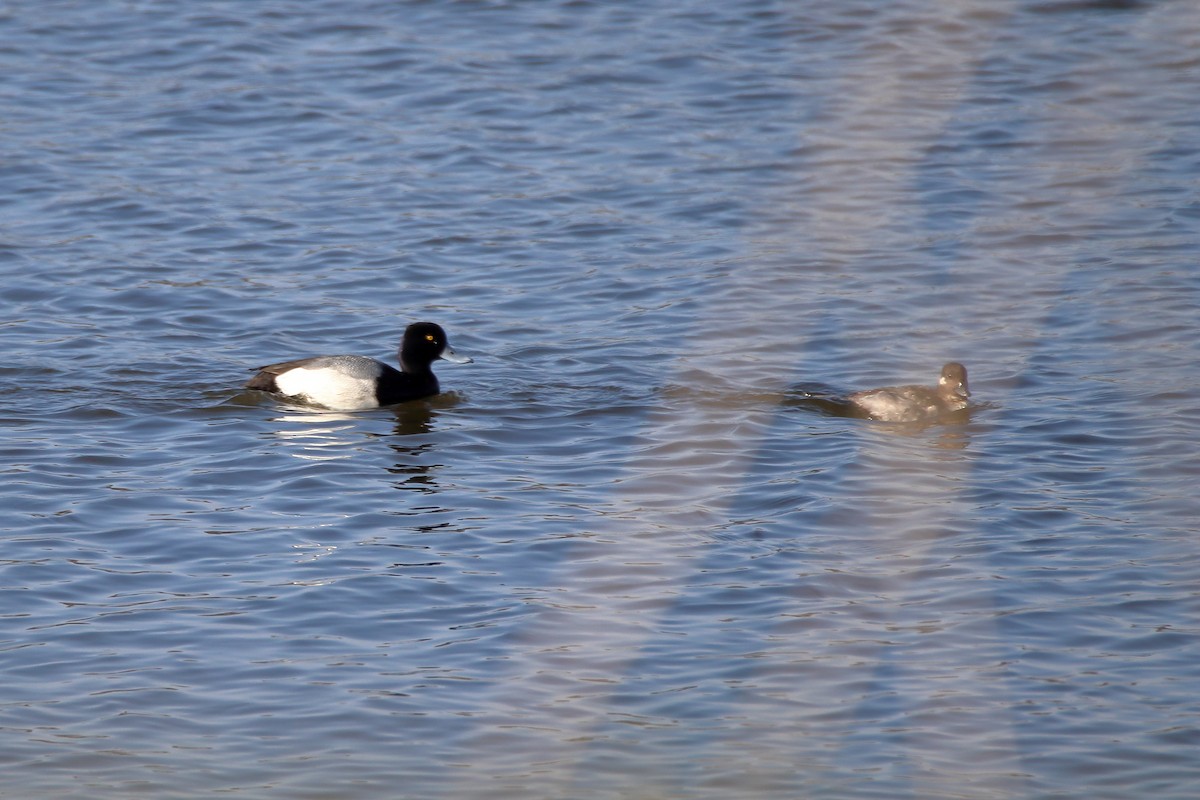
[[246, 321, 471, 411]]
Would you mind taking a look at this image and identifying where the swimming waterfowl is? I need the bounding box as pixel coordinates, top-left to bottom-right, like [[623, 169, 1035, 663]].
[[848, 362, 970, 423], [245, 321, 471, 411]]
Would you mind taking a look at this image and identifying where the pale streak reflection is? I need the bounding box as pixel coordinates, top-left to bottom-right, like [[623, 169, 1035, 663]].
[[456, 0, 1200, 793], [269, 411, 363, 460], [448, 2, 1033, 796], [746, 0, 1022, 792]]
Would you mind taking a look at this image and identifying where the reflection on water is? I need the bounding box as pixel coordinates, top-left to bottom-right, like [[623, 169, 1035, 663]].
[[385, 441, 443, 495]]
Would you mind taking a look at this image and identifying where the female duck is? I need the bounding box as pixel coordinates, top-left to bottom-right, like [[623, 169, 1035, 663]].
[[246, 321, 471, 411], [848, 362, 970, 423]]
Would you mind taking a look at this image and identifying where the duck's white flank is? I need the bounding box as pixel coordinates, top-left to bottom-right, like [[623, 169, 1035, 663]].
[[273, 364, 382, 411]]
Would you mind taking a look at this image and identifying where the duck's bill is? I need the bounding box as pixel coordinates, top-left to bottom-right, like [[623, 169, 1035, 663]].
[[440, 346, 473, 364]]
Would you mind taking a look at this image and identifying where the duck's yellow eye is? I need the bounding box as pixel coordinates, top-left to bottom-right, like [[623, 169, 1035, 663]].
[[425, 334, 435, 342]]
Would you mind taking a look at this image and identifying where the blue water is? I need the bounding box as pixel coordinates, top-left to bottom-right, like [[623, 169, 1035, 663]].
[[3, 1, 1200, 798]]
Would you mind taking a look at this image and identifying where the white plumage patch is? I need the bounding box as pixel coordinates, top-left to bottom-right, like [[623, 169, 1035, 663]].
[[272, 364, 381, 411]]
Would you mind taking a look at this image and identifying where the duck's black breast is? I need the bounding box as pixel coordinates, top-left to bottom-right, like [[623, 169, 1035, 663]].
[[373, 364, 440, 406]]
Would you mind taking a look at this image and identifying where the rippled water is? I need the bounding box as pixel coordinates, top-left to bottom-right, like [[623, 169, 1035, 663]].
[[3, 1, 1200, 798]]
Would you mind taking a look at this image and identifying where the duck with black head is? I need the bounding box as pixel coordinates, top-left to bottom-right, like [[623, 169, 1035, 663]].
[[245, 321, 471, 411], [848, 362, 970, 423]]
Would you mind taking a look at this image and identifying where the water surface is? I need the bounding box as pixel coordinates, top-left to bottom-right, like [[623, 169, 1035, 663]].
[[3, 1, 1200, 798]]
